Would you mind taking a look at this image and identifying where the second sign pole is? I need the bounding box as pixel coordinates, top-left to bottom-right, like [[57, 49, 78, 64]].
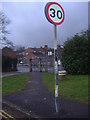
[[54, 25, 59, 113]]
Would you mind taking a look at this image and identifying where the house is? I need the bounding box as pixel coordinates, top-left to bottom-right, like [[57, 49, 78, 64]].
[[48, 48, 54, 56], [23, 46, 48, 65], [23, 48, 36, 64], [16, 44, 63, 67]]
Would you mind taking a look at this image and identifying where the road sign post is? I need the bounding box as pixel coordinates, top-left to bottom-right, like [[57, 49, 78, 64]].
[[54, 24, 59, 112], [45, 2, 65, 113]]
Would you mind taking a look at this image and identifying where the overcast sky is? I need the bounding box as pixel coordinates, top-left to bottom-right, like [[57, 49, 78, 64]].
[[2, 2, 88, 48]]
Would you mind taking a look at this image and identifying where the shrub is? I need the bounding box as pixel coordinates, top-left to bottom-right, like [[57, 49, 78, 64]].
[[2, 55, 17, 72], [61, 33, 88, 74]]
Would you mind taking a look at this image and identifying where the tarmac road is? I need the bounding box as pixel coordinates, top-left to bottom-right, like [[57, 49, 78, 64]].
[[2, 102, 37, 120]]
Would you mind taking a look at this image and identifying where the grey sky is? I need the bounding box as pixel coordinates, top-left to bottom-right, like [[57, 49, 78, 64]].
[[2, 2, 88, 48], [88, 1, 90, 26]]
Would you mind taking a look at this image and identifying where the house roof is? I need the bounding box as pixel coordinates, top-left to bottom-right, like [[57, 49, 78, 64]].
[[23, 48, 36, 59], [31, 47, 45, 54], [24, 48, 34, 54], [34, 52, 46, 58], [23, 47, 46, 59]]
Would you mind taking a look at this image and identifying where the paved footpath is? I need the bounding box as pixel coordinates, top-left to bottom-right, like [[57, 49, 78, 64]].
[[2, 72, 18, 77], [3, 72, 88, 118]]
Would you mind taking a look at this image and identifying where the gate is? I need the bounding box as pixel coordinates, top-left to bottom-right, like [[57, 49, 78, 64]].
[[29, 56, 54, 72]]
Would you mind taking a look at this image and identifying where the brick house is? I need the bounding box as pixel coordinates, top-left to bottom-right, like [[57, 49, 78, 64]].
[[17, 45, 48, 65]]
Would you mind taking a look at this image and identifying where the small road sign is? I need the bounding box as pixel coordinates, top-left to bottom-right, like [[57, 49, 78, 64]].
[[45, 2, 65, 25]]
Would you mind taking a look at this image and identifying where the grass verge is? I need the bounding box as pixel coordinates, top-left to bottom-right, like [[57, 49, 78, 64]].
[[43, 73, 88, 104], [2, 73, 29, 96]]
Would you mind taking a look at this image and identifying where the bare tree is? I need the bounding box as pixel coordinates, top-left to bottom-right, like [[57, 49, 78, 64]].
[[0, 12, 13, 48]]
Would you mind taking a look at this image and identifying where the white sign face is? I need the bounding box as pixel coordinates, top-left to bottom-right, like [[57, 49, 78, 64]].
[[45, 2, 65, 25], [49, 4, 63, 23]]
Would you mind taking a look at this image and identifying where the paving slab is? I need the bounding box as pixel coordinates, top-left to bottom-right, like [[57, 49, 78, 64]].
[[3, 72, 89, 118]]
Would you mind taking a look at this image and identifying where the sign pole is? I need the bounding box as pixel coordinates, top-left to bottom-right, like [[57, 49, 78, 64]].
[[54, 25, 59, 113], [45, 2, 65, 113]]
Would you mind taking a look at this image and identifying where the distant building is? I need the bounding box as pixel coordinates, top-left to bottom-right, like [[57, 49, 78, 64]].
[[48, 47, 54, 56], [23, 48, 36, 64], [16, 45, 49, 64], [16, 44, 63, 66]]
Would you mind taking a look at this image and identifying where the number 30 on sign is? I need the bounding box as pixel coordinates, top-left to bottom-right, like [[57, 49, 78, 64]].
[[45, 2, 65, 25]]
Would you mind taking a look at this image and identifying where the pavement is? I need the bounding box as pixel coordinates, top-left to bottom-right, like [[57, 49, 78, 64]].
[[3, 72, 89, 119], [2, 66, 29, 78], [2, 72, 20, 78]]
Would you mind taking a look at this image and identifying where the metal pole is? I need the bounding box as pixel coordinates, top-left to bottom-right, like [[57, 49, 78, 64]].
[[54, 25, 59, 113], [40, 58, 42, 72], [45, 53, 48, 72], [29, 59, 32, 72]]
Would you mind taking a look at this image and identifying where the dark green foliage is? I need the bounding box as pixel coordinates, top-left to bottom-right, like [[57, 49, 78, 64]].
[[88, 35, 90, 74], [2, 55, 17, 72], [61, 33, 88, 74]]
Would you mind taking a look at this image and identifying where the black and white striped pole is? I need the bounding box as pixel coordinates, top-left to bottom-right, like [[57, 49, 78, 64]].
[[54, 25, 59, 112], [45, 2, 65, 113]]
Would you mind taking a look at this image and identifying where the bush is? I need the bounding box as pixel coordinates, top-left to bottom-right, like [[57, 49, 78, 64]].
[[61, 33, 88, 74], [2, 55, 17, 72]]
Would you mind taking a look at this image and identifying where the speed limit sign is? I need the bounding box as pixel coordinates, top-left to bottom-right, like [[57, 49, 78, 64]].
[[44, 2, 65, 113], [45, 2, 65, 25]]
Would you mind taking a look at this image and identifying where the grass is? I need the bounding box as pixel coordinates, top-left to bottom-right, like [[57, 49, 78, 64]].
[[2, 73, 29, 96], [43, 73, 88, 104]]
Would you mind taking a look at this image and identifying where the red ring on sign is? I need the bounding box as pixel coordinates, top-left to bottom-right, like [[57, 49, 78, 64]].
[[46, 2, 65, 25]]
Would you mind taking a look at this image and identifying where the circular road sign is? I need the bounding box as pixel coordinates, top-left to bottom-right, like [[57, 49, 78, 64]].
[[45, 2, 65, 25]]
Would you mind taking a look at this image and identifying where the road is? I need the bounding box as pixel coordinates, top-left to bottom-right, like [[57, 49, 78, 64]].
[[2, 102, 35, 119]]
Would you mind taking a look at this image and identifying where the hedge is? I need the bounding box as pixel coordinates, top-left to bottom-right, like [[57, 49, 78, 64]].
[[2, 55, 17, 72], [61, 33, 88, 74]]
